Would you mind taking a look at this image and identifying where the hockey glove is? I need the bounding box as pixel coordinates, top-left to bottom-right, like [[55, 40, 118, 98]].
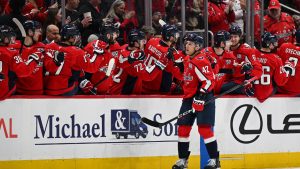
[[79, 79, 94, 94], [28, 53, 40, 63], [192, 89, 207, 112], [93, 46, 104, 55], [166, 47, 175, 61], [54, 52, 65, 66], [128, 50, 145, 64], [283, 60, 295, 76], [241, 62, 253, 74], [243, 80, 255, 97], [0, 73, 4, 81]]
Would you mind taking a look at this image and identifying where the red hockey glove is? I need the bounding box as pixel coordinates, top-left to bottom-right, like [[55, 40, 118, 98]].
[[79, 79, 94, 94], [192, 89, 207, 112], [243, 80, 255, 97]]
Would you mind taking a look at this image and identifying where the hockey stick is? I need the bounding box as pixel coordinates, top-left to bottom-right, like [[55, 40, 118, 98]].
[[141, 82, 248, 128], [90, 58, 115, 95], [12, 18, 26, 54]]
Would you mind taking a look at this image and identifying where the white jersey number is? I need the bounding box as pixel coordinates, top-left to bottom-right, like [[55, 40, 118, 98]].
[[255, 66, 270, 85]]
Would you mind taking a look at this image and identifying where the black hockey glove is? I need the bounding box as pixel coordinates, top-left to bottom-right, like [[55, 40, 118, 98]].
[[54, 52, 65, 66]]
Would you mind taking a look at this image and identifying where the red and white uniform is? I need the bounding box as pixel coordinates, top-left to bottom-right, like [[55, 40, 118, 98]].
[[202, 47, 238, 93], [264, 12, 295, 46], [254, 49, 288, 102], [16, 42, 45, 95], [43, 43, 89, 95], [277, 43, 300, 95], [208, 2, 235, 34], [183, 53, 215, 99], [0, 47, 36, 100], [84, 40, 113, 95], [231, 43, 262, 84], [109, 48, 157, 95], [143, 38, 182, 94]]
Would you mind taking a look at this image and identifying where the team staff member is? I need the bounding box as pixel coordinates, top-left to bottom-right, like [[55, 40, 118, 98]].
[[172, 33, 220, 169], [264, 0, 295, 47]]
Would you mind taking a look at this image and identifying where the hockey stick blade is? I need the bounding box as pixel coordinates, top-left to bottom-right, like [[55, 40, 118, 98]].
[[142, 82, 246, 128]]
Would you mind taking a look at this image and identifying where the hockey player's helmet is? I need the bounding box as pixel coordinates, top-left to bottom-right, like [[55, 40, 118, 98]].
[[229, 25, 242, 36], [261, 32, 278, 48], [161, 24, 179, 41], [0, 25, 14, 44], [60, 24, 80, 41], [128, 29, 145, 46], [184, 33, 204, 46], [23, 20, 41, 33], [214, 30, 230, 47]]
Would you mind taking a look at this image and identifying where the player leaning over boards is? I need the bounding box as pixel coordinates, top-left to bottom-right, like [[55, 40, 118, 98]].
[[172, 33, 220, 169]]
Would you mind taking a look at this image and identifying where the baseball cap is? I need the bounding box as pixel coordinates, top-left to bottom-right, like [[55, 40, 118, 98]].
[[268, 0, 281, 10]]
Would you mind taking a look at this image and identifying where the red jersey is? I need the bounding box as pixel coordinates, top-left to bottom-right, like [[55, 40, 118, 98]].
[[0, 47, 35, 100], [109, 48, 157, 95], [231, 43, 262, 84], [143, 38, 181, 94], [208, 2, 235, 33], [16, 42, 45, 95], [202, 47, 238, 93], [277, 43, 300, 95], [254, 50, 288, 102], [183, 53, 215, 99], [264, 12, 295, 46], [43, 43, 89, 95]]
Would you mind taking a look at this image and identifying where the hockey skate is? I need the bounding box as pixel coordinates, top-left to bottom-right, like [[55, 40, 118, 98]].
[[172, 159, 188, 169], [203, 158, 220, 169]]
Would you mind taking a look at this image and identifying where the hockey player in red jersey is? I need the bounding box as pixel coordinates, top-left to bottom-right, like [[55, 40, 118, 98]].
[[0, 25, 39, 100], [254, 32, 294, 102], [201, 30, 239, 94], [15, 20, 45, 95], [264, 0, 295, 46], [222, 25, 262, 96], [109, 29, 157, 94], [80, 25, 119, 95], [43, 24, 90, 96], [143, 24, 182, 94], [172, 33, 220, 169], [277, 29, 300, 95]]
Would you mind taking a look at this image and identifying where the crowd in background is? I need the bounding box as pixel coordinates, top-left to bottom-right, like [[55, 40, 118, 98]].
[[0, 0, 300, 103]]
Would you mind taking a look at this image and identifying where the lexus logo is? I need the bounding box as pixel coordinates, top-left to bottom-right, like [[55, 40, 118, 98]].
[[230, 104, 263, 144]]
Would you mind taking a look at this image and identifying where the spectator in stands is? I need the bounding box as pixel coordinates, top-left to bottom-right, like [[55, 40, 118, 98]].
[[104, 0, 138, 45], [207, 0, 235, 34], [264, 0, 295, 47], [43, 24, 60, 44], [152, 11, 163, 36], [78, 0, 104, 46], [230, 0, 244, 33], [186, 0, 202, 31], [0, 0, 27, 39]]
